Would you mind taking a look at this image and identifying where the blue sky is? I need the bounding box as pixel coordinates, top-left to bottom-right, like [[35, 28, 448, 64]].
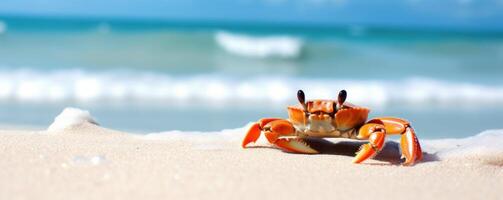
[[1, 0, 502, 30]]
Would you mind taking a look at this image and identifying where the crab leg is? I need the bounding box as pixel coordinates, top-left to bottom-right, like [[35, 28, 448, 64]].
[[274, 138, 318, 154], [400, 127, 422, 165], [242, 118, 318, 154], [353, 122, 387, 164]]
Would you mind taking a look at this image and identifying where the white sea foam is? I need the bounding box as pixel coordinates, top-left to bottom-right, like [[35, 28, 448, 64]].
[[1, 69, 503, 107], [47, 107, 98, 131], [215, 31, 303, 58], [144, 126, 248, 142]]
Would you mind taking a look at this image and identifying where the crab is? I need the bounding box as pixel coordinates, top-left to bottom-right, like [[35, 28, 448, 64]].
[[242, 89, 423, 165]]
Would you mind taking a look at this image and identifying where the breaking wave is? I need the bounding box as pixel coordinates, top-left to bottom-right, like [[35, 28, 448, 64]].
[[0, 69, 503, 106], [215, 31, 303, 59]]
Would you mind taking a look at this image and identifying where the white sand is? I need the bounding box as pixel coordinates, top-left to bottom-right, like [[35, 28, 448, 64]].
[[0, 108, 502, 200]]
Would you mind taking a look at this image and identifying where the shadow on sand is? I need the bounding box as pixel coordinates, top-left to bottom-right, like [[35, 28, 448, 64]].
[[305, 138, 439, 165], [247, 138, 439, 166]]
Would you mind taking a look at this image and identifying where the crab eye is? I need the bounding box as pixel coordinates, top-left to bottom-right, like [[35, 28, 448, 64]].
[[297, 90, 308, 112], [332, 102, 338, 116], [297, 90, 306, 104], [338, 90, 347, 107]]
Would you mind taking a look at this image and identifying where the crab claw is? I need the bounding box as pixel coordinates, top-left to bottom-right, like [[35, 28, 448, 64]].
[[353, 123, 386, 164], [274, 138, 318, 154], [400, 127, 422, 166], [353, 144, 376, 164], [242, 123, 261, 148]]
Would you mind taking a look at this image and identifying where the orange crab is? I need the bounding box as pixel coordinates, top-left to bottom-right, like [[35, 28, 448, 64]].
[[242, 90, 423, 165]]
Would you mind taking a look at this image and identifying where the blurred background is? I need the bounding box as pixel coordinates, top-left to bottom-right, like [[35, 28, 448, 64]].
[[0, 0, 502, 138]]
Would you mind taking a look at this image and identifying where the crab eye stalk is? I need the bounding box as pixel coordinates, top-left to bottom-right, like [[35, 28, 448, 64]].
[[338, 90, 347, 108], [297, 90, 307, 110], [331, 102, 338, 117]]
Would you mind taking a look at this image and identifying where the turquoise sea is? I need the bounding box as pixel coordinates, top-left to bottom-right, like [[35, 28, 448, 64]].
[[0, 15, 502, 138]]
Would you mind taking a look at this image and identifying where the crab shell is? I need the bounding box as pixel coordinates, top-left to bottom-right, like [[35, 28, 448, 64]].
[[287, 100, 370, 137]]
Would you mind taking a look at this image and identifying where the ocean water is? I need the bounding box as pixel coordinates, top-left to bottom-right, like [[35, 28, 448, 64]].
[[0, 15, 502, 138]]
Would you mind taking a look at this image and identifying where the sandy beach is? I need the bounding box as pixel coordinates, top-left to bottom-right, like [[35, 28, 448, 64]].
[[2, 3, 503, 200], [1, 109, 502, 200]]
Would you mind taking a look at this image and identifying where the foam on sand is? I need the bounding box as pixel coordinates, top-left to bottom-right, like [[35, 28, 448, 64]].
[[145, 123, 503, 166], [215, 31, 303, 58], [425, 130, 503, 165], [39, 107, 503, 166], [47, 107, 98, 131]]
